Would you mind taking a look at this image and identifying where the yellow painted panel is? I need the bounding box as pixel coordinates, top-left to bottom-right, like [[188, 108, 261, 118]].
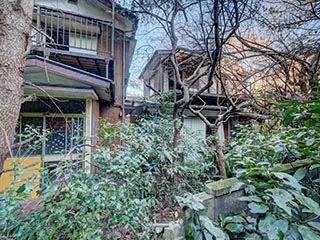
[[0, 157, 41, 198]]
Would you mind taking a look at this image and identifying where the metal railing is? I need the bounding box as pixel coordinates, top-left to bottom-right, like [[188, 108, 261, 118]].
[[32, 5, 113, 57]]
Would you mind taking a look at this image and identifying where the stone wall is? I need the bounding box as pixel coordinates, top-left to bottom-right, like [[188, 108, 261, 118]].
[[154, 159, 317, 239]]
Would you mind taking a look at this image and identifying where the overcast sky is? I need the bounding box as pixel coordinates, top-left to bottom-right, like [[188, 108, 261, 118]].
[[126, 20, 170, 97]]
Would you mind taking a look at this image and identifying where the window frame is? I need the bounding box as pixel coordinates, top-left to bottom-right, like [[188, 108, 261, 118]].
[[17, 112, 86, 162]]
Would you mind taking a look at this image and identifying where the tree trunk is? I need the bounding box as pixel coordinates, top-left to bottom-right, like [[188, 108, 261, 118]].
[[172, 106, 180, 162], [0, 0, 34, 174], [213, 126, 227, 178]]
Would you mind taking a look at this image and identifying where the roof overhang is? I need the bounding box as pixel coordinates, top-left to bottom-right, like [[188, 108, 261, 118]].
[[25, 55, 112, 101], [24, 85, 99, 100], [139, 50, 171, 80]]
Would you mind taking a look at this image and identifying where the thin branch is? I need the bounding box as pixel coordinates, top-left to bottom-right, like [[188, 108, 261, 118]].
[[0, 161, 40, 175]]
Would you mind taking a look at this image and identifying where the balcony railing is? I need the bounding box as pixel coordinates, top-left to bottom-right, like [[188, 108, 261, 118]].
[[32, 5, 113, 57]]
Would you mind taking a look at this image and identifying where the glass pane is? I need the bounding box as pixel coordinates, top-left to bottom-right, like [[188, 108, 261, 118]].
[[18, 117, 43, 156], [45, 117, 67, 154], [45, 117, 84, 155], [21, 100, 85, 114], [66, 117, 84, 154]]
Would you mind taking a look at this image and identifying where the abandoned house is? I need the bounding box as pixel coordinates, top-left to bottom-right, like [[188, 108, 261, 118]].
[[138, 49, 254, 141], [0, 0, 138, 195]]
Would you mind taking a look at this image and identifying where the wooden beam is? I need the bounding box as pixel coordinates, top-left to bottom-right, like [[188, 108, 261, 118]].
[[189, 105, 228, 110], [76, 57, 84, 70], [56, 54, 63, 63], [95, 59, 102, 76]]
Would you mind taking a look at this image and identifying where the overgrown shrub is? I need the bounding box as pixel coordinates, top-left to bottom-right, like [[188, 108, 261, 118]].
[[0, 116, 217, 239], [94, 117, 217, 202], [177, 89, 320, 239], [178, 163, 320, 240], [0, 162, 150, 239], [226, 125, 320, 177]]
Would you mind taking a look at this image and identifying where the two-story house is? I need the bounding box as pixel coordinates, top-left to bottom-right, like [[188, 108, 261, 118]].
[[0, 0, 138, 195], [139, 49, 251, 140]]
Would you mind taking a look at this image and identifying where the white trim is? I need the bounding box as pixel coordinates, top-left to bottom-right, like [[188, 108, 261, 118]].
[[19, 113, 85, 163], [43, 154, 82, 162], [85, 99, 93, 173]]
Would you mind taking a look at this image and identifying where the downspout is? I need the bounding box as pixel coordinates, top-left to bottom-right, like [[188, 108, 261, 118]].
[[122, 31, 126, 122], [109, 0, 115, 104], [111, 0, 115, 59]]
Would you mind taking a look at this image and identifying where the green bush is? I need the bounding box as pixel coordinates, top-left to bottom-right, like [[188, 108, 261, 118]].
[[94, 117, 217, 201], [0, 116, 217, 239], [226, 125, 320, 178], [178, 161, 320, 240], [0, 164, 150, 239]]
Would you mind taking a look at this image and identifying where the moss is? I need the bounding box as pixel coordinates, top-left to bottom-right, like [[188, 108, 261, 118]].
[[205, 178, 242, 196], [271, 159, 315, 173]]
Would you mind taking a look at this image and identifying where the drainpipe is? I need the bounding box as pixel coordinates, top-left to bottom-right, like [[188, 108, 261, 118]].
[[122, 31, 126, 122], [111, 0, 115, 59], [36, 6, 41, 43]]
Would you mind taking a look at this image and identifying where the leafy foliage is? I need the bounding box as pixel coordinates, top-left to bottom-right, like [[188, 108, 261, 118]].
[[94, 117, 217, 201], [276, 85, 320, 128], [178, 162, 320, 240], [226, 125, 320, 178], [176, 193, 228, 240], [0, 116, 217, 239], [231, 163, 320, 240], [180, 92, 320, 239], [0, 161, 150, 239]]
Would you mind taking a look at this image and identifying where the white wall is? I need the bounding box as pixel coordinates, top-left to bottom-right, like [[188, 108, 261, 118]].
[[184, 117, 227, 144], [184, 117, 206, 137], [69, 33, 97, 55]]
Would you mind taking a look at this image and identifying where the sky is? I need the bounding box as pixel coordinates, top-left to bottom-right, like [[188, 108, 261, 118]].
[[117, 0, 172, 97], [126, 22, 170, 97]]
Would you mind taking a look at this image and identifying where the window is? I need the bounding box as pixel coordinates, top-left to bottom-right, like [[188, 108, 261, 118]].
[[45, 117, 84, 155], [20, 100, 85, 114], [69, 33, 98, 55], [15, 117, 43, 157], [16, 100, 86, 167], [68, 0, 78, 4], [16, 115, 84, 157]]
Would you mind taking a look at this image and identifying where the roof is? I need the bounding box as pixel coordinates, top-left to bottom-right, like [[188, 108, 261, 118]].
[[139, 50, 171, 80], [139, 48, 208, 80], [25, 55, 112, 101]]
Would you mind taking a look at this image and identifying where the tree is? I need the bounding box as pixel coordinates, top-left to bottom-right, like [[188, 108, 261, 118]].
[[231, 0, 320, 103], [132, 0, 253, 177], [0, 0, 34, 174]]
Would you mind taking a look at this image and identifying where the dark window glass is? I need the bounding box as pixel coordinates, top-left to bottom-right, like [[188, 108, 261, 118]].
[[21, 100, 85, 114], [66, 117, 84, 154], [46, 117, 67, 154], [45, 117, 84, 155], [18, 117, 43, 156]]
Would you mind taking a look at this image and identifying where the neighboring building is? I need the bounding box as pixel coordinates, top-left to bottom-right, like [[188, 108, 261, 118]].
[[139, 49, 252, 140], [0, 0, 138, 195]]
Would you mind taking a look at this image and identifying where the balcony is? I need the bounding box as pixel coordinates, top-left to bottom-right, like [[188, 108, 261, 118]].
[[31, 5, 114, 79]]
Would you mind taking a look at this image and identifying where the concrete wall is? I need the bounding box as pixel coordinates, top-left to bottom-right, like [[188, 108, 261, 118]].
[[0, 157, 41, 198], [195, 178, 247, 221]]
